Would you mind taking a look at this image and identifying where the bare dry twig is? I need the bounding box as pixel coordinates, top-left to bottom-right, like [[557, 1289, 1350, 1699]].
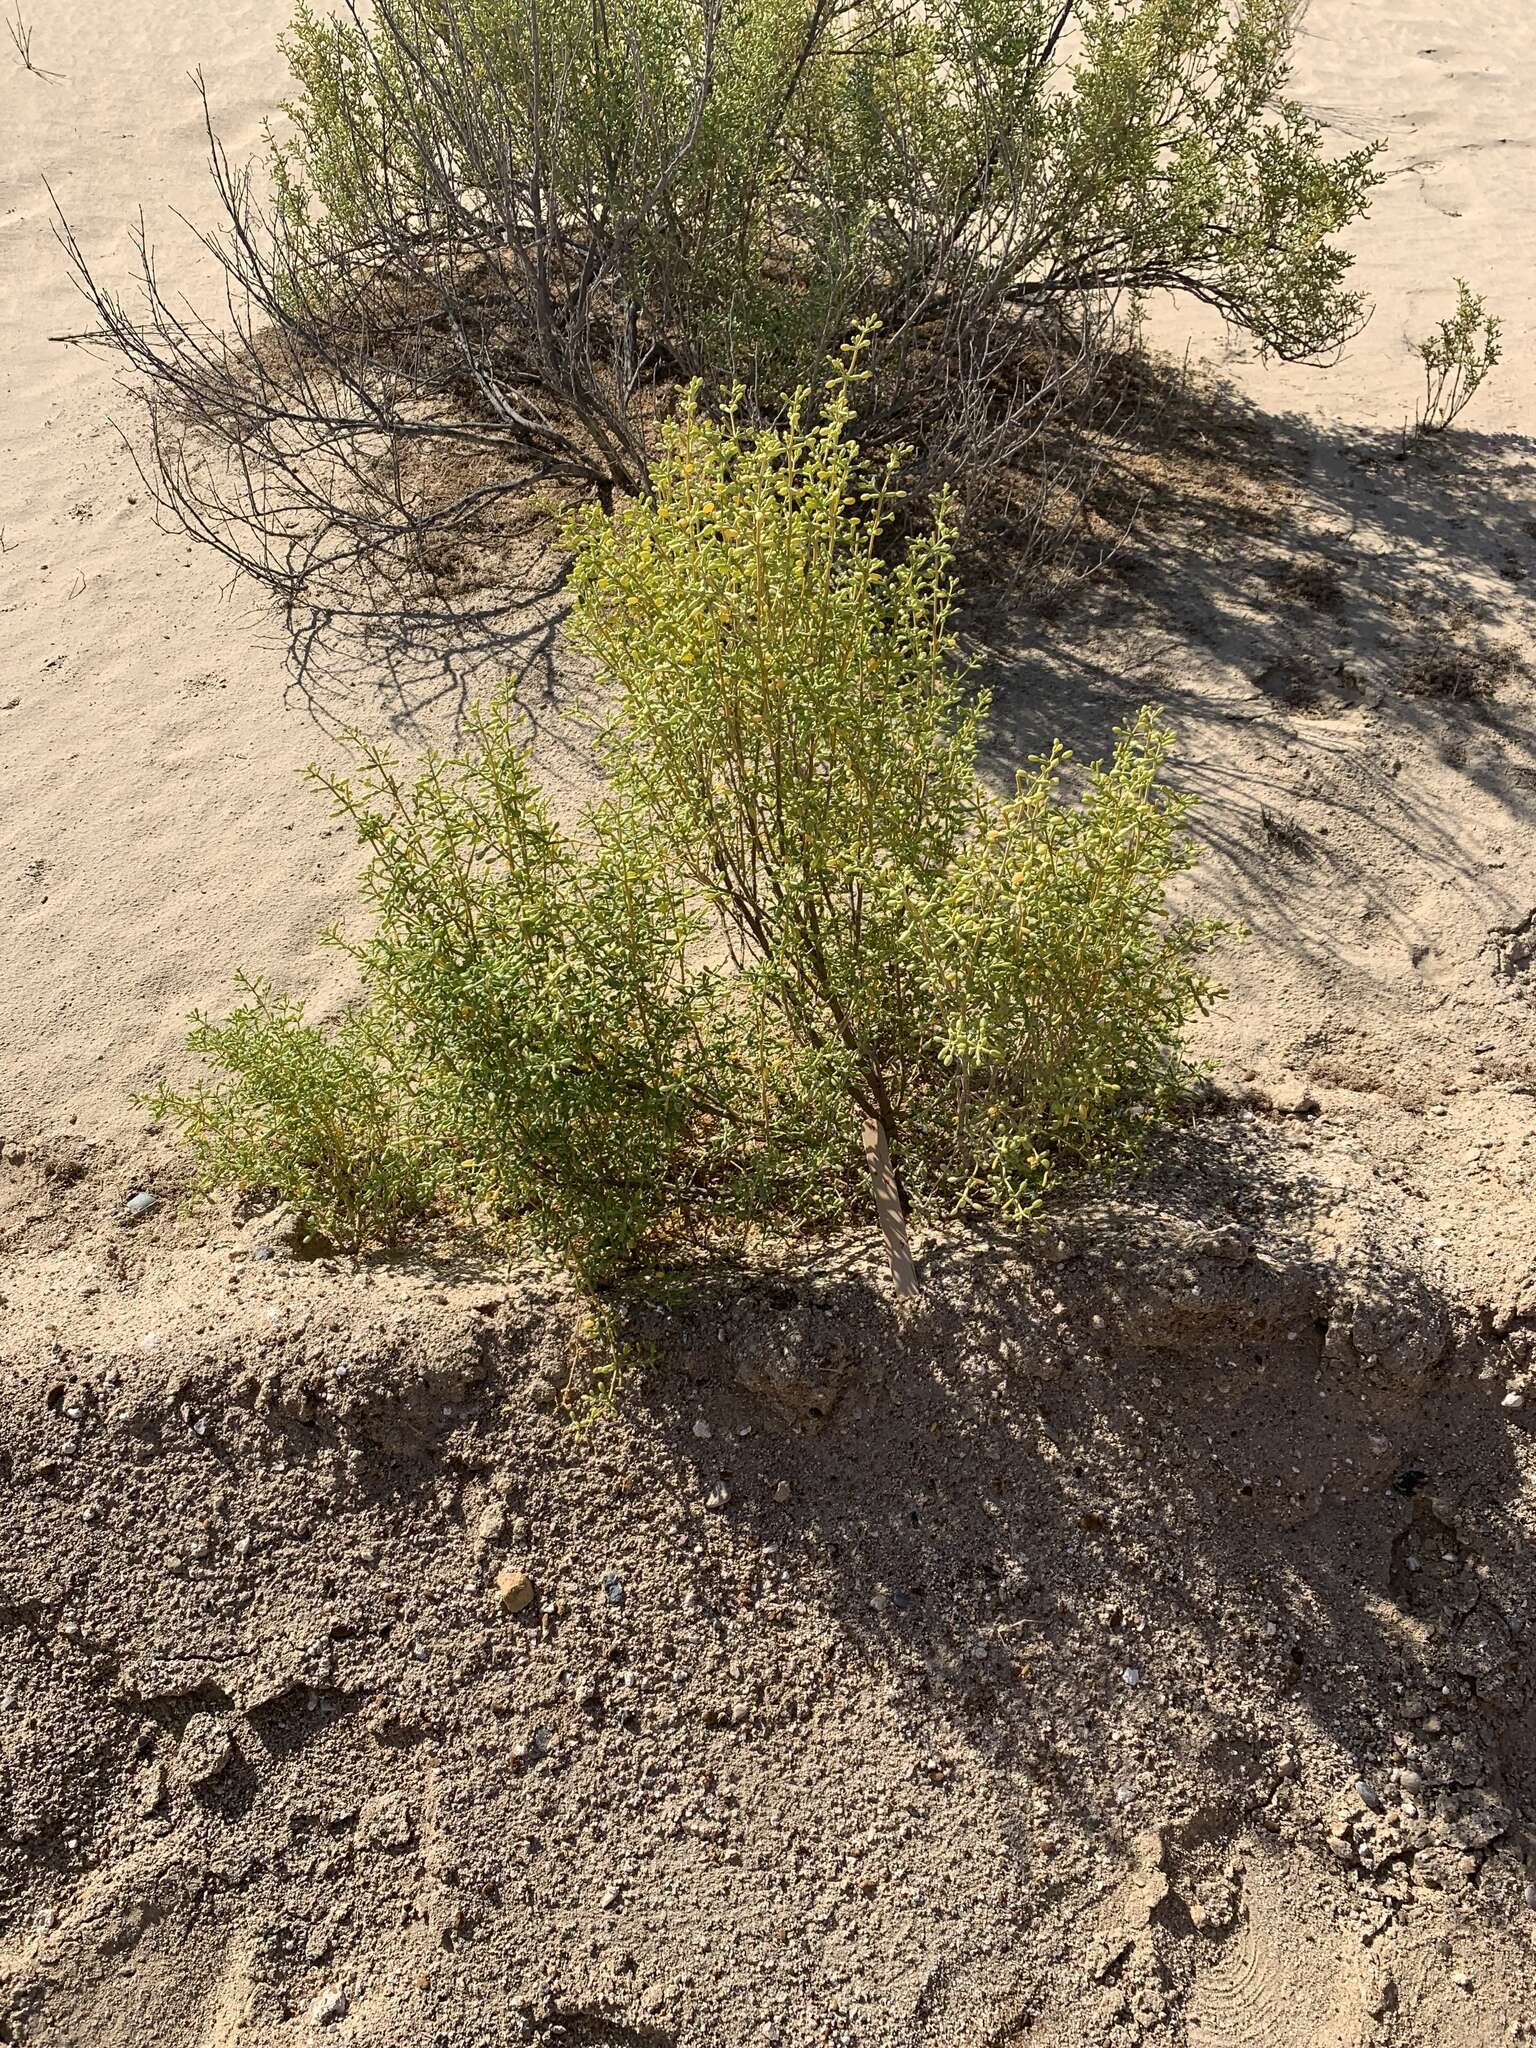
[[7, 4, 64, 80]]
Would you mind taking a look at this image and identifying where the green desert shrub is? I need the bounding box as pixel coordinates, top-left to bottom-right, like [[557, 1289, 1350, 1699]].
[[151, 977, 434, 1250], [155, 373, 1225, 1282], [64, 0, 1382, 611], [1414, 280, 1502, 434]]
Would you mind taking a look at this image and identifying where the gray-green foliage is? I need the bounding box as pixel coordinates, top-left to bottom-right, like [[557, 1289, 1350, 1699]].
[[275, 0, 1379, 380], [1414, 280, 1502, 434], [64, 0, 1383, 613], [154, 373, 1225, 1277]]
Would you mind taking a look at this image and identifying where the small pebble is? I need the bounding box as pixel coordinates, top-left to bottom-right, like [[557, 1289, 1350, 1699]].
[[774, 1481, 792, 1504], [1356, 1778, 1385, 1814], [603, 1573, 625, 1607], [692, 1419, 713, 1441], [1450, 1970, 1472, 1992], [496, 1568, 536, 1615], [123, 1190, 158, 1221], [178, 1713, 233, 1787], [1502, 1390, 1525, 1410], [1121, 1667, 1140, 1688], [705, 1484, 731, 1511], [310, 1986, 348, 2026]]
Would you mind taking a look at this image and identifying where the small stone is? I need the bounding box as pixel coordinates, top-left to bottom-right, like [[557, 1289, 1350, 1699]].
[[1356, 1778, 1385, 1814], [774, 1481, 792, 1504], [705, 1485, 731, 1511], [1121, 1667, 1141, 1688], [528, 1377, 557, 1410], [692, 1419, 713, 1440], [178, 1713, 233, 1788], [246, 1206, 301, 1254], [476, 1501, 506, 1546], [123, 1190, 158, 1221], [1449, 1969, 1472, 1992], [1091, 1934, 1134, 1981], [1363, 1966, 1398, 2019], [603, 1573, 625, 1607], [1398, 1768, 1424, 1795], [1523, 1882, 1536, 1909], [357, 1793, 417, 1850], [310, 1985, 348, 2026], [1325, 1834, 1355, 1865], [1501, 1390, 1525, 1410], [496, 1568, 536, 1615]]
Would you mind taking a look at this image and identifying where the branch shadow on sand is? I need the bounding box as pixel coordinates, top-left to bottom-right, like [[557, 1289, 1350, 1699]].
[[966, 366, 1536, 1081]]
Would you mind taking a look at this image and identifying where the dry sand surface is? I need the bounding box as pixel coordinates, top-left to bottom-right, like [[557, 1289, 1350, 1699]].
[[4, 3, 1536, 2045]]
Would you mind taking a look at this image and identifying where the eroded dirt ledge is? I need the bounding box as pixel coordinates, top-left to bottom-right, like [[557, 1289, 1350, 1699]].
[[3, 1115, 1534, 2046]]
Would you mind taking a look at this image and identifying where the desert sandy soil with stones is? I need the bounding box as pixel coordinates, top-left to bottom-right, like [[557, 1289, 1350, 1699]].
[[4, 2, 1536, 2045]]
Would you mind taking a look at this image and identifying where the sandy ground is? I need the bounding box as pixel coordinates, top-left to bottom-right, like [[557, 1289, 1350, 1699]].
[[4, 3, 1536, 2045], [1, 0, 1533, 1168]]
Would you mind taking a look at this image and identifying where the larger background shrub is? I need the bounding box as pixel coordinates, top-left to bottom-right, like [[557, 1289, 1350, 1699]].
[[63, 0, 1381, 615]]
